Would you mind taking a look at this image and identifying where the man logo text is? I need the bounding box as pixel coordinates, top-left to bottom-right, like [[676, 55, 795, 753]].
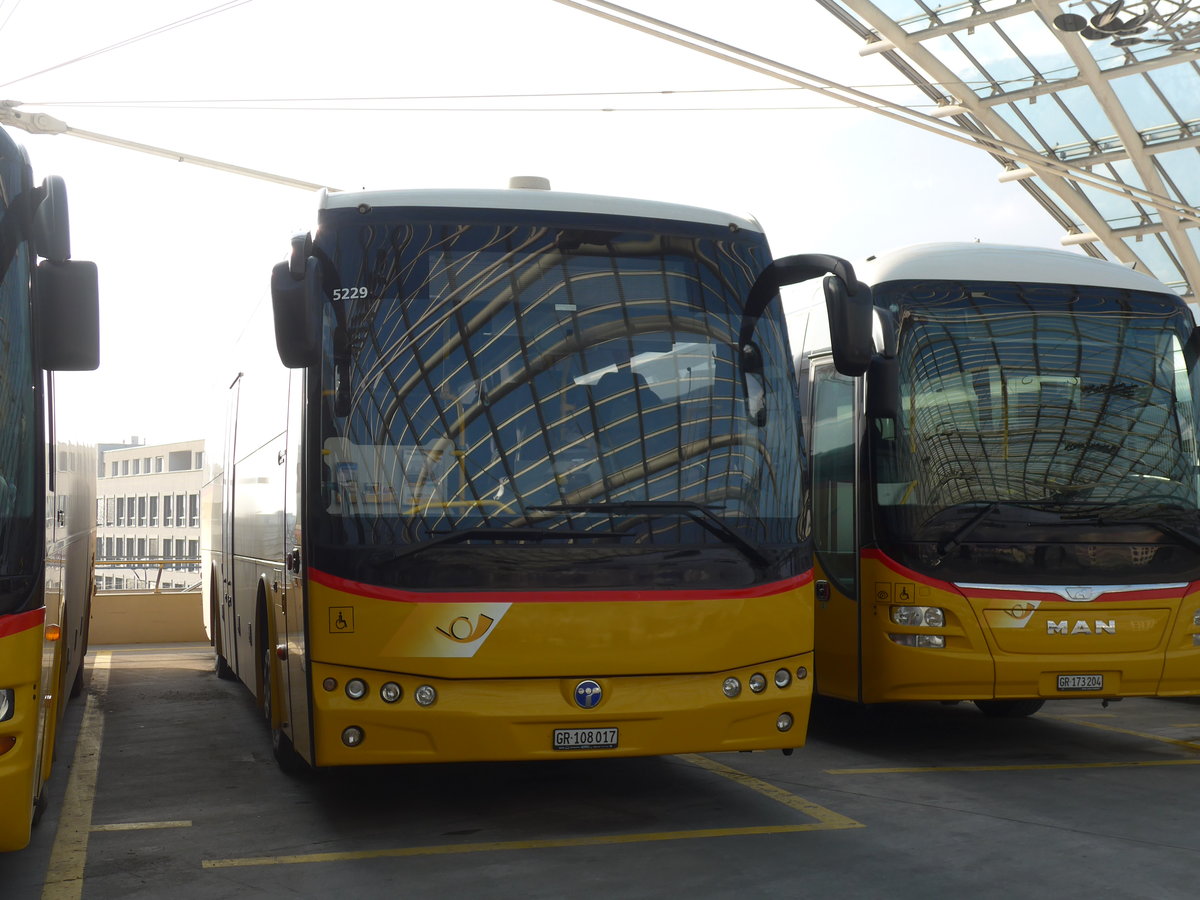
[[1047, 620, 1115, 635]]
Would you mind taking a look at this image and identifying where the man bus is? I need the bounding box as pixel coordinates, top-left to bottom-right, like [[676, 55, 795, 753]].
[[203, 178, 861, 770], [795, 241, 1200, 717], [0, 125, 99, 851]]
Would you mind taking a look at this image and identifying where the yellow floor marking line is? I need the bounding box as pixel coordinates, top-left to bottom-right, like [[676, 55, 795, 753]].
[[203, 754, 863, 870], [827, 758, 1200, 775], [1040, 714, 1200, 752], [677, 753, 863, 829], [42, 652, 111, 900], [91, 821, 193, 832]]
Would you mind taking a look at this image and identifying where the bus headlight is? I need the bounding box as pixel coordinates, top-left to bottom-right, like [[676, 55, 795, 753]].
[[342, 726, 364, 747], [891, 606, 945, 627], [1193, 609, 1200, 626], [0, 689, 12, 723], [414, 685, 437, 707], [345, 678, 368, 700], [774, 668, 792, 689], [890, 633, 946, 649], [380, 682, 402, 704], [722, 677, 742, 698], [776, 712, 794, 732], [748, 673, 767, 693]]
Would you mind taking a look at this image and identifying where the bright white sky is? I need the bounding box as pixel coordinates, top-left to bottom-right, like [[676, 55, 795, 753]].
[[1, 0, 1070, 445]]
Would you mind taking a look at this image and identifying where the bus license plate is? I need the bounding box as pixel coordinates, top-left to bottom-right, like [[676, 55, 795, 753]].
[[1057, 674, 1103, 691], [553, 727, 619, 750]]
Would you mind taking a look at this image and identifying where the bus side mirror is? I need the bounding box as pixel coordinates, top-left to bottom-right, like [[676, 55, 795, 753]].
[[824, 274, 873, 377], [32, 175, 71, 263], [271, 257, 322, 368], [34, 259, 100, 371]]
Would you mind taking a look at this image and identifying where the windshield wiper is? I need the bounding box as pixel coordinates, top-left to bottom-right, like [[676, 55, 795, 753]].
[[931, 502, 1002, 566], [529, 500, 771, 567], [369, 525, 629, 565]]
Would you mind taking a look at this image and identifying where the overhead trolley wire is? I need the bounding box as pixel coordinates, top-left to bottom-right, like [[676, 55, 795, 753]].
[[0, 0, 258, 90]]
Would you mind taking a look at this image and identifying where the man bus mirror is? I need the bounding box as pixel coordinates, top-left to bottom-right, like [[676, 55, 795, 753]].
[[34, 259, 99, 371]]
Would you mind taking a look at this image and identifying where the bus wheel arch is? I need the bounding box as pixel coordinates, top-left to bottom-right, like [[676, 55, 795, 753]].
[[211, 567, 235, 680], [257, 581, 310, 775]]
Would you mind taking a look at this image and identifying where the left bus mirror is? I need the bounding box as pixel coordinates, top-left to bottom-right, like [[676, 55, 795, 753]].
[[34, 259, 100, 371], [32, 175, 71, 263], [271, 257, 323, 368]]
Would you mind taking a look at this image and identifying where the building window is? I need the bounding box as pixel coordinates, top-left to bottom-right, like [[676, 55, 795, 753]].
[[116, 497, 125, 527], [149, 495, 158, 526], [122, 459, 129, 476], [188, 494, 199, 527], [195, 451, 205, 469], [132, 459, 140, 475], [155, 456, 164, 473], [137, 538, 146, 559], [168, 450, 191, 472], [176, 494, 185, 527], [138, 496, 147, 527], [163, 494, 173, 525], [105, 497, 115, 526], [111, 461, 118, 477], [149, 538, 158, 558], [105, 537, 113, 558], [143, 457, 151, 472]]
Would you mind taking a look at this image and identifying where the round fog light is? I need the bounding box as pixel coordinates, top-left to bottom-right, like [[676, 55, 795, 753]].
[[380, 682, 402, 704], [749, 673, 767, 693], [342, 726, 364, 747], [414, 684, 438, 707], [796, 666, 808, 680], [776, 712, 794, 732], [774, 668, 792, 689], [722, 677, 742, 698], [345, 678, 367, 700], [322, 677, 337, 692]]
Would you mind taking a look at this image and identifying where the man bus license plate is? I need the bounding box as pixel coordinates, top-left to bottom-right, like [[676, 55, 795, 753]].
[[1057, 673, 1103, 691], [553, 727, 619, 750]]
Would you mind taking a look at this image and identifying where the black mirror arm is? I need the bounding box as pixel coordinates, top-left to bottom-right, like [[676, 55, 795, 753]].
[[738, 254, 859, 356]]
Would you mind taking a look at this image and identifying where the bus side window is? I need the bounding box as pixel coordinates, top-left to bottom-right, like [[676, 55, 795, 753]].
[[810, 363, 857, 598]]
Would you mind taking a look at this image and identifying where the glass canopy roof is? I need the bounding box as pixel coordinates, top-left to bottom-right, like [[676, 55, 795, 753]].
[[817, 1, 1200, 301]]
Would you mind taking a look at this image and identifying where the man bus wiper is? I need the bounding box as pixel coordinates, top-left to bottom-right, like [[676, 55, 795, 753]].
[[530, 500, 771, 568], [370, 525, 631, 565]]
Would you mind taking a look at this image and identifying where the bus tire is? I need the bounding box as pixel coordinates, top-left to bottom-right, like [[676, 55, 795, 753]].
[[261, 633, 311, 777], [974, 699, 1045, 718], [212, 597, 236, 680]]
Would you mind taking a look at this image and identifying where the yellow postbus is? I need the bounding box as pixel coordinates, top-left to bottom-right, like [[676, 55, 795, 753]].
[[795, 242, 1200, 716], [203, 180, 861, 771], [0, 125, 99, 851]]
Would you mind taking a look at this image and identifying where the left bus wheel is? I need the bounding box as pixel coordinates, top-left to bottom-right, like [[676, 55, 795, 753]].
[[974, 699, 1045, 718], [262, 639, 311, 777]]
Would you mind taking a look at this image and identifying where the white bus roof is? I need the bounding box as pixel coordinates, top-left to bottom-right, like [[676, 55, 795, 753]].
[[860, 242, 1177, 295], [318, 186, 763, 234]]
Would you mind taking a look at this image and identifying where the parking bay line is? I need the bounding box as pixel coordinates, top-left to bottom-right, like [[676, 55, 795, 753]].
[[202, 754, 863, 870], [826, 758, 1200, 775], [42, 652, 111, 900]]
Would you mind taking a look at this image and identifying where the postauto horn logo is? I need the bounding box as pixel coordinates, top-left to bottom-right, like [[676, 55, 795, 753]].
[[574, 680, 603, 709]]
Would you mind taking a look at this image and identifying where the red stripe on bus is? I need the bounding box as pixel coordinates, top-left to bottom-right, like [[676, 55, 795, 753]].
[[309, 567, 812, 604], [862, 548, 1197, 603], [0, 607, 47, 639]]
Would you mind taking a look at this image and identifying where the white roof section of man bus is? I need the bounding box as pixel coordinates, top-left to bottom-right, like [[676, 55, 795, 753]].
[[317, 186, 764, 234], [861, 242, 1179, 294], [817, 1, 1200, 302], [319, 188, 763, 236]]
